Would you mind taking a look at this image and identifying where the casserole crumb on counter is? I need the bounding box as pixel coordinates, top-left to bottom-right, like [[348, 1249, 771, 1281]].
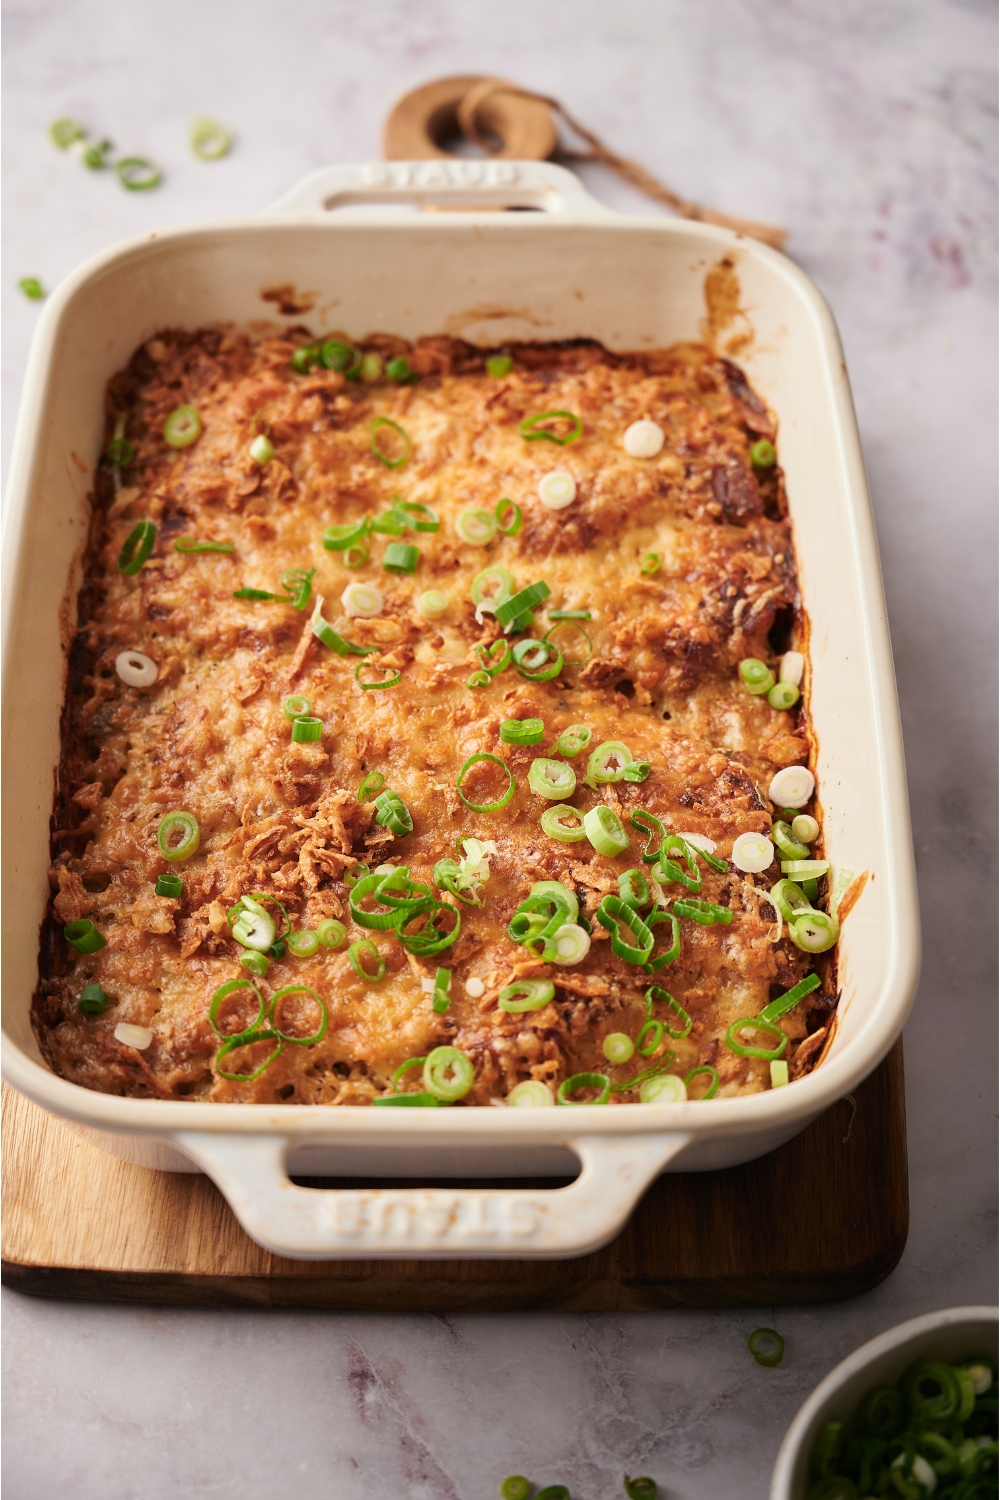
[[34, 330, 840, 1106]]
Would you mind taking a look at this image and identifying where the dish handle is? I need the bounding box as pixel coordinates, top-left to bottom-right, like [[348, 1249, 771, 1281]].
[[265, 159, 616, 220], [171, 1128, 691, 1261]]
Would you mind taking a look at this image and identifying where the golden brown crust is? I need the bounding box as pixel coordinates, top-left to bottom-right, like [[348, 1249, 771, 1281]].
[[35, 331, 833, 1105]]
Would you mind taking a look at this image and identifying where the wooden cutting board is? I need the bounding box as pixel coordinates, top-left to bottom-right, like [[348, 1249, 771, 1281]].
[[1, 1042, 906, 1309]]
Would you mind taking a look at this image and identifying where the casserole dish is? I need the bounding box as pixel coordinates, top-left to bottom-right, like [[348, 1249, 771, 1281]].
[[1, 161, 920, 1260], [771, 1307, 999, 1499]]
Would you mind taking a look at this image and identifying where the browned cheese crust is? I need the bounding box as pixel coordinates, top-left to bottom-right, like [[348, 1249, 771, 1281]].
[[35, 331, 837, 1104]]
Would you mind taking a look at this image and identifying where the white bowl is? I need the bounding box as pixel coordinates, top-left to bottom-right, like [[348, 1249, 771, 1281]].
[[771, 1306, 999, 1499]]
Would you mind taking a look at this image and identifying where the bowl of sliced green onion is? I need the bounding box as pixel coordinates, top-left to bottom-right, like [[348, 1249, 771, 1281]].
[[771, 1307, 998, 1499]]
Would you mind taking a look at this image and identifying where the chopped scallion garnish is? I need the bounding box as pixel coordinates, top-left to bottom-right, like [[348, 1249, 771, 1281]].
[[174, 537, 234, 553], [382, 542, 420, 574], [456, 752, 516, 813], [116, 156, 162, 192], [190, 117, 231, 160], [156, 810, 201, 862], [499, 718, 544, 746], [370, 416, 410, 469], [117, 520, 156, 576], [19, 277, 45, 301], [518, 410, 583, 445], [163, 405, 202, 449]]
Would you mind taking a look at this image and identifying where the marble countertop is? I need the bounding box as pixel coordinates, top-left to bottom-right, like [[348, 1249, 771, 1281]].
[[2, 1, 996, 1496]]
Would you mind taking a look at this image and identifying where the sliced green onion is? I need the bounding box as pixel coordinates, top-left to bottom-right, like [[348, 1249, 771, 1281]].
[[314, 919, 344, 949], [548, 609, 592, 621], [730, 831, 775, 874], [175, 536, 234, 554], [750, 439, 777, 469], [770, 1060, 790, 1088], [540, 804, 587, 842], [322, 340, 362, 375], [788, 909, 839, 953], [772, 820, 810, 860], [537, 470, 577, 509], [551, 923, 591, 964], [768, 764, 815, 808], [323, 519, 370, 552], [358, 352, 383, 381], [373, 789, 413, 836], [370, 509, 407, 536], [640, 552, 660, 576], [544, 620, 592, 665], [618, 868, 652, 908], [416, 589, 448, 618], [527, 758, 577, 800], [269, 984, 328, 1045], [782, 859, 830, 879], [596, 896, 654, 963], [249, 433, 275, 466], [386, 356, 416, 383], [373, 1091, 442, 1106], [486, 355, 513, 378], [637, 1022, 665, 1060], [163, 405, 202, 449], [518, 410, 583, 445], [283, 694, 312, 721], [397, 900, 461, 957], [157, 810, 201, 862], [476, 638, 511, 678], [79, 138, 112, 170], [357, 772, 385, 803], [471, 565, 513, 607], [495, 498, 522, 535], [641, 910, 682, 973], [107, 435, 134, 466], [494, 581, 551, 629], [557, 1072, 611, 1105], [654, 835, 702, 892], [383, 542, 420, 574], [768, 680, 800, 711], [355, 661, 403, 690], [209, 978, 266, 1039], [759, 972, 821, 1023], [423, 1046, 474, 1101], [500, 717, 544, 745], [50, 117, 84, 149], [456, 752, 516, 812], [393, 500, 438, 533], [63, 919, 106, 954], [455, 506, 497, 546], [673, 897, 732, 926], [739, 657, 775, 695], [349, 873, 404, 930], [726, 1016, 787, 1060], [370, 417, 410, 469], [116, 156, 162, 191], [233, 588, 280, 602], [214, 1027, 283, 1082], [431, 967, 452, 1015], [791, 814, 819, 844], [603, 1032, 635, 1065], [392, 1056, 428, 1094], [624, 1477, 658, 1500], [78, 983, 110, 1015], [512, 638, 563, 682], [555, 724, 591, 758], [118, 520, 156, 576], [283, 929, 319, 959], [499, 978, 556, 1013], [507, 1081, 554, 1108], [292, 342, 321, 374], [280, 567, 315, 610], [18, 277, 46, 301], [585, 740, 632, 786], [623, 760, 651, 783], [229, 897, 277, 953], [348, 939, 385, 982], [190, 116, 231, 160], [155, 873, 183, 898], [640, 1072, 687, 1104], [290, 716, 323, 742], [629, 809, 665, 863], [466, 670, 491, 689], [240, 950, 270, 978], [584, 805, 629, 857], [685, 1065, 719, 1100], [748, 1327, 784, 1366], [646, 984, 692, 1038]]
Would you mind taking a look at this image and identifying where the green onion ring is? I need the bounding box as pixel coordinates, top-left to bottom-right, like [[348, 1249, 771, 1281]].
[[596, 896, 654, 963], [494, 581, 551, 629], [540, 804, 587, 842], [355, 661, 403, 691], [725, 1016, 788, 1060], [583, 805, 630, 857], [456, 752, 516, 812], [500, 717, 544, 745], [285, 929, 321, 958], [556, 1072, 611, 1105], [629, 809, 666, 863], [116, 156, 162, 191], [645, 984, 692, 1038], [397, 901, 461, 956], [395, 500, 439, 533], [656, 835, 703, 893], [585, 740, 633, 786], [228, 892, 290, 942], [349, 873, 405, 931], [156, 810, 201, 862], [471, 565, 513, 606], [163, 405, 202, 449], [208, 979, 265, 1039], [190, 117, 230, 160], [636, 1020, 664, 1058], [495, 498, 522, 535], [382, 542, 420, 574], [268, 984, 328, 1045], [466, 670, 492, 689], [78, 983, 110, 1015], [283, 694, 312, 721], [392, 1056, 428, 1093], [518, 410, 583, 445], [118, 520, 156, 576], [370, 416, 410, 469], [174, 536, 234, 554], [684, 1065, 719, 1100], [555, 724, 591, 758], [512, 637, 563, 682], [342, 543, 368, 568], [316, 919, 345, 948], [641, 910, 682, 972], [640, 552, 660, 576], [788, 909, 839, 953], [528, 757, 576, 800], [499, 979, 556, 1013], [423, 1046, 475, 1101], [748, 1328, 785, 1367], [322, 340, 362, 375], [543, 621, 592, 665], [214, 1028, 284, 1082], [500, 1477, 531, 1500], [618, 868, 652, 908], [624, 1477, 658, 1500], [106, 436, 134, 466], [373, 1092, 443, 1107], [373, 788, 413, 836], [759, 972, 821, 1023], [155, 873, 183, 898], [348, 939, 386, 983], [290, 716, 323, 742], [63, 918, 107, 954], [475, 638, 511, 677], [357, 771, 386, 803], [672, 897, 732, 926], [323, 519, 370, 551]]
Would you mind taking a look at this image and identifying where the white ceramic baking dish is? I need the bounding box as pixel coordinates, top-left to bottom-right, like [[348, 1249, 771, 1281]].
[[1, 161, 920, 1261], [771, 1307, 999, 1498]]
